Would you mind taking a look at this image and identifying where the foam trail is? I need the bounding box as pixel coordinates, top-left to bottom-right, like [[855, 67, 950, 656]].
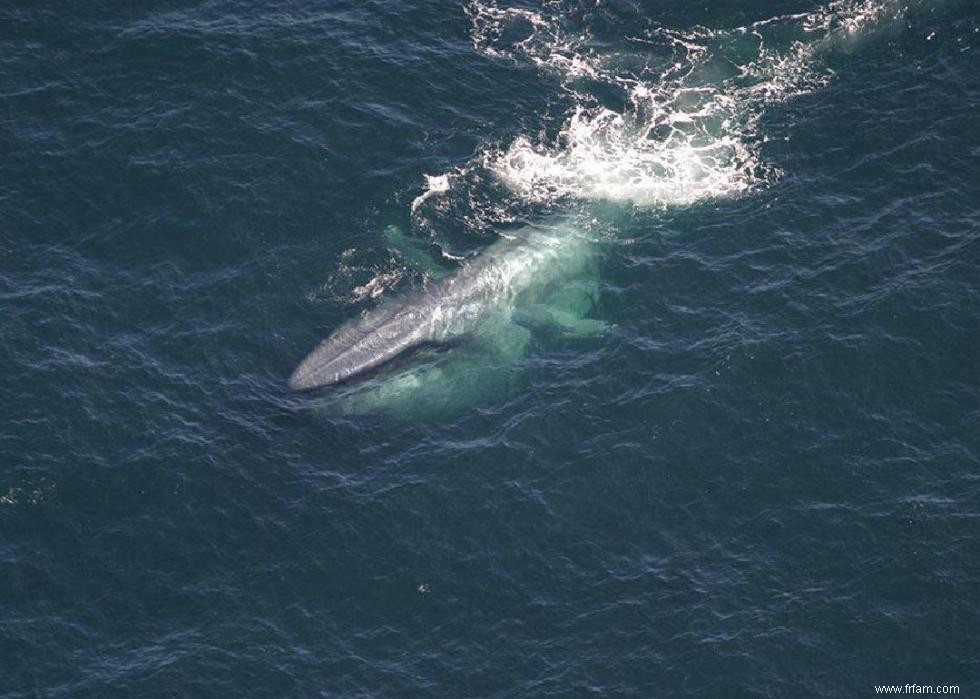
[[444, 0, 914, 213]]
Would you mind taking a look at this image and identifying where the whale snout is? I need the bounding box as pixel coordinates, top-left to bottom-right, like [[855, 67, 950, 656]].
[[288, 343, 346, 391], [288, 360, 330, 392], [289, 305, 433, 392]]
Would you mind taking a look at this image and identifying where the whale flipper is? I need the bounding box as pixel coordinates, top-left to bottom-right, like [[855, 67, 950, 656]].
[[515, 306, 611, 339], [514, 277, 609, 338]]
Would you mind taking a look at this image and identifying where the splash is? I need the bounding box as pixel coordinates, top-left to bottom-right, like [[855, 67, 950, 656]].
[[444, 0, 911, 212], [410, 174, 452, 214]]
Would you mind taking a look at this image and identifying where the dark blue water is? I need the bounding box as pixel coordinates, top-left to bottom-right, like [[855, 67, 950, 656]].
[[3, 1, 979, 695]]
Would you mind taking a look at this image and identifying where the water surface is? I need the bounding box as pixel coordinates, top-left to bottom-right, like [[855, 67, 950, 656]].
[[2, 0, 979, 695]]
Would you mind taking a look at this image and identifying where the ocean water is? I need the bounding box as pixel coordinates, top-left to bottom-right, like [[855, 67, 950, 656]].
[[2, 0, 979, 695]]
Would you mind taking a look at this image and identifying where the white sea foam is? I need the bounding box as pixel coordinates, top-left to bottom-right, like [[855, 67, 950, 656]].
[[411, 174, 451, 213], [436, 0, 911, 212]]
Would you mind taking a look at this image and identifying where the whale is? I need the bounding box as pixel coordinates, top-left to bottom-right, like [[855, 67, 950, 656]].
[[289, 219, 607, 405]]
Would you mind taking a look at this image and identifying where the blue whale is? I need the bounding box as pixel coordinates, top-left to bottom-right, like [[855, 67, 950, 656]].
[[289, 220, 606, 405]]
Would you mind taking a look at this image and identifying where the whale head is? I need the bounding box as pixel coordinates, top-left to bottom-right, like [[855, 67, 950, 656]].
[[289, 303, 432, 391]]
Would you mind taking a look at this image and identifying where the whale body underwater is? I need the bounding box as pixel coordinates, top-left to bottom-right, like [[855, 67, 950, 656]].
[[289, 220, 606, 405]]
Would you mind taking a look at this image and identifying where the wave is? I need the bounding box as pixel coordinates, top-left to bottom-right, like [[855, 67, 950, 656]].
[[409, 0, 913, 218]]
